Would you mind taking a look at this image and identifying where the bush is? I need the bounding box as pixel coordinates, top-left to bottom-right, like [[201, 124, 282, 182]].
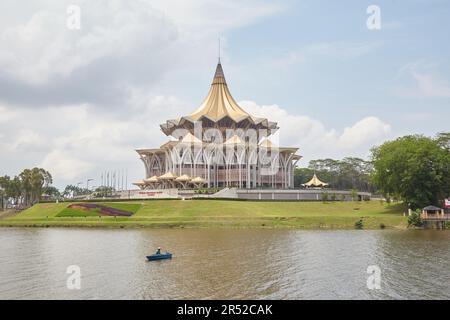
[[351, 189, 359, 201], [379, 223, 386, 229], [354, 219, 364, 229], [407, 210, 423, 228], [321, 192, 329, 202], [445, 221, 450, 229]]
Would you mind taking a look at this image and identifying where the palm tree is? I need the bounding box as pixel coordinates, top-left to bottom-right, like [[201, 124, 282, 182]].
[[19, 168, 52, 206]]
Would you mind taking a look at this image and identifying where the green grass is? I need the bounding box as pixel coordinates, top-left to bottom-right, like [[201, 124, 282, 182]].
[[0, 200, 407, 229], [56, 203, 142, 217]]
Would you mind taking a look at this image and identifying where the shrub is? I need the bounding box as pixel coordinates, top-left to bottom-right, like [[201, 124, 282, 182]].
[[351, 189, 358, 201], [407, 210, 423, 228], [331, 194, 337, 201], [321, 192, 329, 203], [379, 223, 386, 229], [354, 219, 364, 229]]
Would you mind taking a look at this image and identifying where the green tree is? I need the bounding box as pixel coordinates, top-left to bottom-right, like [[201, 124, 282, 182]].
[[371, 135, 450, 209], [19, 168, 52, 205], [295, 158, 374, 192], [43, 186, 61, 200], [1, 168, 53, 207], [407, 211, 423, 228]]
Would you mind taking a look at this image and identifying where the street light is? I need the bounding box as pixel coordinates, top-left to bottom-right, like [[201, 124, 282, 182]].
[[86, 179, 94, 191], [76, 182, 83, 197], [0, 186, 4, 211]]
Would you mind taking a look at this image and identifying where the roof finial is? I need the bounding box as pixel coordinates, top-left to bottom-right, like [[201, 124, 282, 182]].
[[218, 36, 221, 64]]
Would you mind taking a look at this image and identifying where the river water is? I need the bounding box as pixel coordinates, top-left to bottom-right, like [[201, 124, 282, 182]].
[[0, 228, 448, 300]]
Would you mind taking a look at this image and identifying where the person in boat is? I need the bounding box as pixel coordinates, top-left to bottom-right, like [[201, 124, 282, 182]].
[[156, 247, 161, 255]]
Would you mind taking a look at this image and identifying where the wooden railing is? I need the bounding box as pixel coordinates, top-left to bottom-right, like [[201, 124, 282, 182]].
[[421, 213, 450, 221]]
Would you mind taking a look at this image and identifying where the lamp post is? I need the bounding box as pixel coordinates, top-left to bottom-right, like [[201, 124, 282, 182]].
[[86, 179, 93, 191], [0, 186, 4, 211], [76, 182, 83, 196]]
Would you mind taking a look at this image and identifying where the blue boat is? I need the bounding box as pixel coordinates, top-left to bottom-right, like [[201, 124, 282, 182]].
[[146, 252, 172, 261]]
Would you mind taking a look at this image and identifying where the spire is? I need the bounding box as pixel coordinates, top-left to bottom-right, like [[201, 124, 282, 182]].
[[212, 61, 226, 85], [218, 37, 221, 64], [188, 61, 249, 121]]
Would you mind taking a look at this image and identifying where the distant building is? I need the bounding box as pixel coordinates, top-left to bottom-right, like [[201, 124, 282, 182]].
[[134, 62, 301, 189]]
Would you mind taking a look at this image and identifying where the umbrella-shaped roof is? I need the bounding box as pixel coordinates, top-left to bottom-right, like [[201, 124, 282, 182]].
[[302, 173, 329, 187], [158, 172, 177, 180], [175, 174, 191, 181], [224, 134, 244, 145], [160, 62, 278, 136], [145, 175, 159, 183], [191, 176, 206, 183]]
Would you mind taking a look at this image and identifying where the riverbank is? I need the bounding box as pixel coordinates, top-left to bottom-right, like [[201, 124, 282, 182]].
[[0, 200, 407, 229]]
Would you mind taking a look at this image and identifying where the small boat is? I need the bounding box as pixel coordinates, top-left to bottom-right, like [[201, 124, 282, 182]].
[[146, 252, 172, 261]]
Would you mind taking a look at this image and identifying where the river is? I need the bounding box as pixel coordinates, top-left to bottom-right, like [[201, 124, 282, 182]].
[[0, 228, 448, 299]]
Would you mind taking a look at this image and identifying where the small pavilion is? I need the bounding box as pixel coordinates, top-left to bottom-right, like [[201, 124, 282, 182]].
[[421, 205, 446, 220], [302, 173, 329, 188]]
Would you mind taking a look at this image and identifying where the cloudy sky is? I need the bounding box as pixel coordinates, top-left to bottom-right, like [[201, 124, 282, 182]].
[[0, 0, 449, 189]]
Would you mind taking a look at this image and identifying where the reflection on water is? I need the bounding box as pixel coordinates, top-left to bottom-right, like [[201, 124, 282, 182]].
[[0, 228, 448, 299]]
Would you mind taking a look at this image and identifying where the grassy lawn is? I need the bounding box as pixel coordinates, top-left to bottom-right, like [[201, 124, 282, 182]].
[[0, 200, 407, 229]]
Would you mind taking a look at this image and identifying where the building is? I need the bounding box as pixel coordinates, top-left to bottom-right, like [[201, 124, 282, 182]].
[[134, 61, 301, 190]]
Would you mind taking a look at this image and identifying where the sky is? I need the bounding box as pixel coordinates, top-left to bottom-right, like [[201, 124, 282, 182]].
[[0, 0, 449, 189]]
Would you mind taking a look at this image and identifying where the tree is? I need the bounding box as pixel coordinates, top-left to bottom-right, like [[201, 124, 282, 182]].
[[407, 210, 423, 228], [19, 168, 52, 206], [370, 135, 450, 209], [294, 157, 374, 192], [43, 186, 61, 200], [0, 168, 53, 207]]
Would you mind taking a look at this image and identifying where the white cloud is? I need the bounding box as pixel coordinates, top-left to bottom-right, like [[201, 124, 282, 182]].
[[0, 1, 178, 85], [0, 94, 188, 187], [0, 105, 16, 123], [40, 150, 93, 181], [393, 63, 450, 98], [150, 0, 283, 33], [338, 117, 391, 147], [240, 100, 392, 161]]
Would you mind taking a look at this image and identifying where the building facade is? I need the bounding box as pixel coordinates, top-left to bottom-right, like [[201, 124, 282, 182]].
[[134, 62, 301, 189]]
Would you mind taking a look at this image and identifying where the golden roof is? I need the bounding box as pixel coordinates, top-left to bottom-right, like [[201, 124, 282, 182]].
[[224, 134, 244, 145], [175, 174, 191, 181], [159, 172, 177, 180], [145, 175, 159, 183], [259, 138, 277, 148], [189, 63, 251, 122], [180, 132, 202, 144], [302, 174, 329, 187], [160, 62, 278, 136], [132, 180, 146, 185], [191, 176, 206, 183]]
